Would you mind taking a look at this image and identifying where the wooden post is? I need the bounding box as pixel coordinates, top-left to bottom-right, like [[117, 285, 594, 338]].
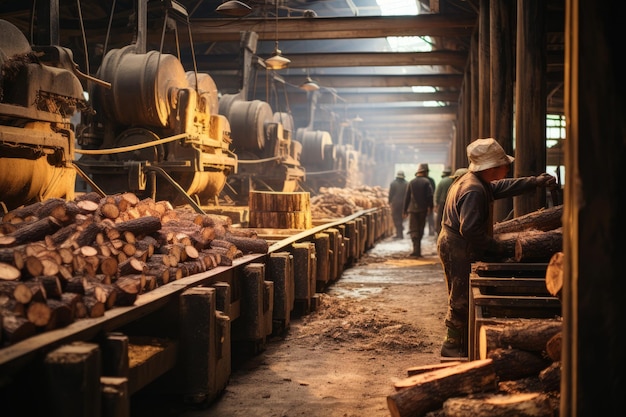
[[178, 287, 224, 404], [100, 377, 130, 417], [313, 232, 330, 291], [44, 342, 102, 417], [289, 243, 313, 315], [267, 251, 294, 334]]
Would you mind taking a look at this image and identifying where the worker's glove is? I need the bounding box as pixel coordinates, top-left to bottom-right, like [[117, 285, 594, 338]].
[[536, 173, 557, 188]]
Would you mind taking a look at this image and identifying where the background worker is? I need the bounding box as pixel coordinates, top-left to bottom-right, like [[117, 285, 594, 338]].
[[403, 163, 434, 257], [433, 166, 453, 235], [424, 165, 437, 236], [388, 170, 408, 239], [437, 138, 556, 357]]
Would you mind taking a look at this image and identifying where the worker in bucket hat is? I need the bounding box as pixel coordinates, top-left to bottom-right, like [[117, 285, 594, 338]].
[[436, 138, 556, 357]]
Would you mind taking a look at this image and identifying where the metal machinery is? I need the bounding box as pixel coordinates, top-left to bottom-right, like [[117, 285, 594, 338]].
[[75, 0, 237, 208], [294, 91, 365, 193], [0, 19, 87, 213], [218, 32, 305, 205]]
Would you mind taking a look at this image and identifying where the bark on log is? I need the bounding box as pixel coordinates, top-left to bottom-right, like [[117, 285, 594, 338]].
[[514, 228, 562, 262], [406, 361, 463, 377], [545, 252, 564, 299], [1, 310, 37, 344], [224, 234, 269, 254], [387, 359, 498, 417], [493, 205, 563, 235], [538, 361, 561, 392], [0, 216, 62, 247], [443, 392, 554, 417], [486, 348, 551, 382], [479, 319, 562, 359], [545, 332, 562, 362], [114, 216, 162, 237]]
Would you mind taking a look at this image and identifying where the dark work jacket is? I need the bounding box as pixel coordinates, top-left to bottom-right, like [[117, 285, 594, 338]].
[[388, 177, 408, 210], [404, 175, 433, 213], [440, 171, 538, 258]]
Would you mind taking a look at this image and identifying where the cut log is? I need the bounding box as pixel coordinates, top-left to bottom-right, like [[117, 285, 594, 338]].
[[114, 216, 162, 236], [224, 234, 269, 254], [545, 252, 564, 299], [387, 359, 497, 417], [545, 331, 562, 362], [26, 301, 52, 327], [479, 319, 562, 359], [538, 361, 561, 392], [493, 205, 563, 235], [0, 262, 21, 281], [0, 216, 63, 247], [1, 310, 37, 344], [0, 280, 46, 304], [406, 361, 463, 377], [486, 348, 550, 381], [514, 228, 562, 262], [443, 392, 554, 417]]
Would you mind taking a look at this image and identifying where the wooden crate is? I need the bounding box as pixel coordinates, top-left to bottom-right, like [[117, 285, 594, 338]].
[[467, 262, 562, 360]]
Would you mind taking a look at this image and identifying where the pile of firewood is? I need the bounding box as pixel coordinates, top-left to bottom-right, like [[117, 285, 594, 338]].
[[310, 186, 388, 218], [387, 318, 563, 417], [0, 192, 268, 347]]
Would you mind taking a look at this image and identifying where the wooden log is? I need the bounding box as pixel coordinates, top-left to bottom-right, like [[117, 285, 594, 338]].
[[32, 275, 63, 299], [538, 361, 561, 392], [443, 392, 554, 417], [486, 348, 550, 381], [1, 310, 37, 344], [545, 251, 564, 299], [493, 205, 563, 234], [479, 319, 562, 359], [75, 222, 104, 248], [387, 359, 498, 417], [406, 361, 463, 377], [514, 228, 562, 262], [545, 331, 562, 362], [0, 280, 46, 304], [114, 216, 162, 236], [82, 295, 105, 317], [26, 300, 52, 327], [44, 298, 74, 330], [0, 216, 63, 247], [114, 276, 142, 306], [0, 262, 22, 281], [223, 234, 269, 254]]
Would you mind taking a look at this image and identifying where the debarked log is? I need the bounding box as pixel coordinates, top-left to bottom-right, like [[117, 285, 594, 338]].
[[387, 359, 497, 417]]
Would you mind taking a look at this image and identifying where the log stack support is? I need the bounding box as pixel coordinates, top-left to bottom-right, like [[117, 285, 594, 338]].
[[468, 262, 562, 361], [0, 193, 390, 416]]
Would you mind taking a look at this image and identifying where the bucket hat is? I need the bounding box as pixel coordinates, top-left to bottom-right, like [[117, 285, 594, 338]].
[[467, 138, 514, 172], [416, 163, 429, 174], [396, 170, 405, 179]]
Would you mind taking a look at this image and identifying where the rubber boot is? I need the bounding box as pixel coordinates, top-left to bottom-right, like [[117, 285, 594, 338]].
[[440, 327, 467, 357], [410, 239, 421, 257]]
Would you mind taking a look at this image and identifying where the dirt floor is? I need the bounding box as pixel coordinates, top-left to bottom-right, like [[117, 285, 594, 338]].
[[132, 232, 449, 417]]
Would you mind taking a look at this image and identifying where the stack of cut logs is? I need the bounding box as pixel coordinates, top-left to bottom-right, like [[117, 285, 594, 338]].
[[493, 205, 563, 262], [387, 317, 563, 417], [0, 192, 268, 347], [310, 186, 388, 218], [386, 205, 567, 417]]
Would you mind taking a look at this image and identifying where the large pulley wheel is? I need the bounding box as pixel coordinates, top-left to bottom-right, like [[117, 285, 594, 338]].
[[114, 128, 164, 163], [226, 100, 273, 152], [299, 130, 333, 165]]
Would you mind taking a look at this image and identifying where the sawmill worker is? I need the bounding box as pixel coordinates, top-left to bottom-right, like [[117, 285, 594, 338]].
[[437, 138, 556, 357], [388, 170, 408, 239], [433, 166, 453, 235], [403, 163, 434, 257]]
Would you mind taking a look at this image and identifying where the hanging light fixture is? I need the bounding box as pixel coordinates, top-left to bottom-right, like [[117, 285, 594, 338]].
[[265, 0, 290, 70], [300, 75, 320, 91], [215, 0, 252, 17]]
